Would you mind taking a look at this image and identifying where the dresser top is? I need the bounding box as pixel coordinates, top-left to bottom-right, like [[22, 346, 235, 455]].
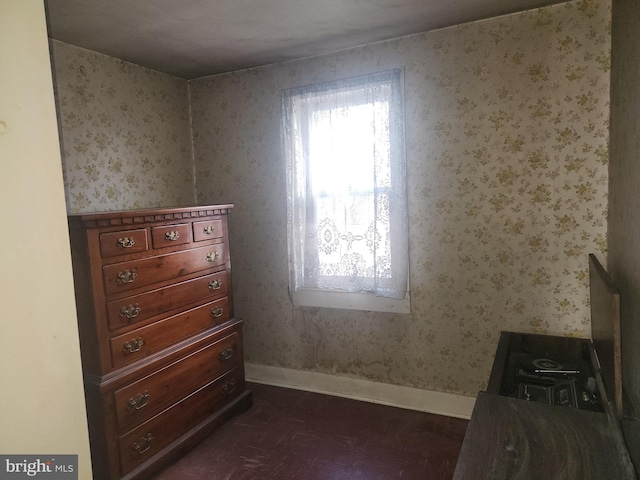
[[453, 392, 636, 479], [68, 204, 234, 228]]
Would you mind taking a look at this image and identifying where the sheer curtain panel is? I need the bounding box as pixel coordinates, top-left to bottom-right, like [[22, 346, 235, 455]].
[[283, 70, 409, 310]]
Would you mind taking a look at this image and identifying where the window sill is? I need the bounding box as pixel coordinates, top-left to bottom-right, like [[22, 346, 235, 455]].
[[290, 288, 411, 314]]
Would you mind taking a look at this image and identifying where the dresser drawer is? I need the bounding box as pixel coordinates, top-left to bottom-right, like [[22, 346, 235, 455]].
[[100, 229, 148, 258], [110, 297, 230, 369], [102, 243, 227, 295], [118, 367, 244, 475], [151, 223, 190, 249], [69, 205, 247, 480], [106, 270, 228, 330], [193, 219, 224, 242], [114, 332, 240, 435]]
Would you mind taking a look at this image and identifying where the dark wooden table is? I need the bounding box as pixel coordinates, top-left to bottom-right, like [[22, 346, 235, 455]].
[[453, 392, 635, 479]]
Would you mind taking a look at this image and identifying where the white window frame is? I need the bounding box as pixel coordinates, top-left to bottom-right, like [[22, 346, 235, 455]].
[[290, 287, 411, 314], [283, 70, 410, 314]]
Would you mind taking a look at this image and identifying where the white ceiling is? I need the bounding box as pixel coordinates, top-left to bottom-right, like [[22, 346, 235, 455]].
[[46, 0, 567, 79]]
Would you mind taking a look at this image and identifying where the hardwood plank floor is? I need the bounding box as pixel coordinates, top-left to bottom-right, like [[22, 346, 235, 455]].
[[151, 382, 468, 479]]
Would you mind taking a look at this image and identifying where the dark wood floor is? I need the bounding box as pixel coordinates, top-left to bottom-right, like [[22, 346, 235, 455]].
[[151, 382, 469, 479]]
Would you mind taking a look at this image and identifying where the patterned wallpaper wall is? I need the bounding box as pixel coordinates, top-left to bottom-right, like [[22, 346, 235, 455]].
[[191, 0, 611, 395], [51, 41, 195, 213], [50, 0, 610, 396]]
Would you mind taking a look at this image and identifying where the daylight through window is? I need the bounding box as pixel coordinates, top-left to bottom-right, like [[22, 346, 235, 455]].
[[282, 69, 409, 311]]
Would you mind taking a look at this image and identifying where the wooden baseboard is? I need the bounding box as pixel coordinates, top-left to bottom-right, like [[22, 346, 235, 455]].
[[245, 363, 475, 419]]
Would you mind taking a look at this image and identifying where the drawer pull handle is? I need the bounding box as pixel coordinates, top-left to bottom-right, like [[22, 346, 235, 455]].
[[218, 347, 234, 361], [211, 307, 224, 319], [164, 230, 180, 241], [123, 338, 144, 353], [203, 225, 215, 235], [222, 380, 236, 395], [116, 269, 137, 284], [120, 304, 141, 320], [128, 391, 150, 411], [117, 237, 136, 248], [132, 433, 153, 454], [206, 251, 219, 262], [208, 279, 223, 290]]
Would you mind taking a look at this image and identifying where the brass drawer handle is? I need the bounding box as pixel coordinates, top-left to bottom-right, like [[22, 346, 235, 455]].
[[218, 347, 233, 361], [222, 380, 236, 395], [164, 230, 180, 241], [208, 279, 223, 290], [117, 237, 136, 248], [206, 251, 219, 262], [203, 225, 215, 235], [116, 269, 137, 284], [211, 307, 224, 319], [123, 338, 144, 353], [132, 433, 153, 454], [120, 304, 141, 320], [128, 391, 150, 411]]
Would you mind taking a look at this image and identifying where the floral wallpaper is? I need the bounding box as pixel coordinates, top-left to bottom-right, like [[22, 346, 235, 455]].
[[50, 0, 611, 397], [51, 41, 195, 213], [190, 0, 611, 396]]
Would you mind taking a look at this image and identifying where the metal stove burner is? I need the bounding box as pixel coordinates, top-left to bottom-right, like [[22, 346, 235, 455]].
[[532, 358, 563, 371], [507, 353, 603, 412]]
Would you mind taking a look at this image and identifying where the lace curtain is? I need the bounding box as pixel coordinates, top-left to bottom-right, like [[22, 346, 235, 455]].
[[283, 69, 408, 300]]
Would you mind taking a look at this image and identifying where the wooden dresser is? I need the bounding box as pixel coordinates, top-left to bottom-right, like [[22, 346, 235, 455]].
[[68, 205, 252, 480], [453, 332, 635, 479], [453, 256, 636, 479]]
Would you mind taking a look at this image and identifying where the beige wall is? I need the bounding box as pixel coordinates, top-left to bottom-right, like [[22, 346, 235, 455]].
[[191, 0, 611, 396], [0, 1, 92, 477]]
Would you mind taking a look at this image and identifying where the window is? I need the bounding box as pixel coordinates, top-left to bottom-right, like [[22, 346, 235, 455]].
[[282, 69, 409, 313]]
